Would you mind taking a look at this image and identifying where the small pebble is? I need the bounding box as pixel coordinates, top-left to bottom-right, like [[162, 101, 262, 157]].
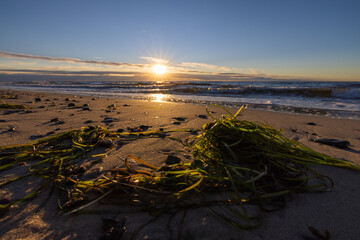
[[65, 98, 70, 101], [173, 117, 186, 122], [139, 125, 150, 131], [54, 120, 65, 125], [314, 138, 350, 148], [30, 134, 43, 140], [50, 117, 59, 122], [78, 166, 87, 174], [68, 103, 76, 107], [306, 122, 317, 126], [103, 118, 113, 123], [82, 107, 91, 111], [0, 197, 11, 205], [165, 155, 181, 165], [196, 114, 208, 119], [84, 120, 93, 124], [35, 97, 41, 102], [99, 138, 113, 147]]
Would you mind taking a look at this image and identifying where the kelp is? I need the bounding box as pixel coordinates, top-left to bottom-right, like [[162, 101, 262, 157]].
[[0, 103, 29, 109], [1, 106, 359, 230]]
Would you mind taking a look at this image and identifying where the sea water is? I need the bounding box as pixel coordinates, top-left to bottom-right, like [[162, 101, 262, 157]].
[[0, 80, 359, 119]]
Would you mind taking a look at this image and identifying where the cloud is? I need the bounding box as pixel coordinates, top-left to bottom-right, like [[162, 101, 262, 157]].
[[247, 68, 264, 74], [140, 56, 168, 64], [0, 52, 144, 68], [178, 62, 233, 72]]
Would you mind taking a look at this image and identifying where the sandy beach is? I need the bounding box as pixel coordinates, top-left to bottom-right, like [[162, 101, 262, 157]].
[[1, 88, 360, 240]]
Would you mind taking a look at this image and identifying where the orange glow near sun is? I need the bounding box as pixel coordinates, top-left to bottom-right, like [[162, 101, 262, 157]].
[[152, 64, 167, 75]]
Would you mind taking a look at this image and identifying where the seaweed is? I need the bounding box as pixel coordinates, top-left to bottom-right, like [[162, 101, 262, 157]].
[[0, 106, 359, 230], [0, 103, 29, 109]]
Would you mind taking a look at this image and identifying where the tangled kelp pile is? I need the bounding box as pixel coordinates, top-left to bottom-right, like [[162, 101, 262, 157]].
[[1, 106, 359, 229]]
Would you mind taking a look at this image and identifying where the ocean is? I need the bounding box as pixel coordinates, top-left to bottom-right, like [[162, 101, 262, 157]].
[[1, 79, 359, 119]]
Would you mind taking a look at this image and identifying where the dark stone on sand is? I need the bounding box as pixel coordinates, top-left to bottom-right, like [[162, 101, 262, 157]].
[[84, 120, 93, 124], [8, 127, 16, 132], [0, 120, 6, 122], [196, 114, 208, 119], [165, 155, 181, 165], [39, 106, 45, 108], [100, 217, 126, 240], [123, 104, 129, 107], [173, 117, 186, 121], [313, 138, 350, 148], [3, 110, 15, 115], [82, 107, 91, 111], [306, 122, 317, 126], [189, 129, 198, 135], [65, 98, 70, 101], [84, 126, 95, 131], [105, 110, 111, 113], [30, 134, 43, 140], [172, 121, 181, 125], [0, 197, 11, 205], [159, 127, 164, 131], [116, 128, 124, 133], [50, 117, 59, 122], [35, 97, 41, 102], [108, 104, 116, 108], [139, 125, 150, 131], [103, 118, 113, 123], [99, 138, 113, 147], [83, 103, 89, 107], [67, 103, 76, 107], [46, 131, 55, 135], [78, 166, 87, 174], [53, 120, 65, 125]]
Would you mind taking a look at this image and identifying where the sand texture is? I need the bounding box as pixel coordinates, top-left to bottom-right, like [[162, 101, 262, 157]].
[[0, 89, 360, 240]]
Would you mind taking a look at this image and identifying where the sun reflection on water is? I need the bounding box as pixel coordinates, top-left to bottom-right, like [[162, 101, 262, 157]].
[[151, 93, 167, 102]]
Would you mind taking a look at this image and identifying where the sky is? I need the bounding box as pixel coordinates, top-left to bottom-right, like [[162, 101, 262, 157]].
[[0, 0, 359, 81]]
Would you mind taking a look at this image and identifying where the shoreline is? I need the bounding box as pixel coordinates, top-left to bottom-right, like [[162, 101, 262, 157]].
[[1, 85, 359, 120], [1, 88, 360, 239]]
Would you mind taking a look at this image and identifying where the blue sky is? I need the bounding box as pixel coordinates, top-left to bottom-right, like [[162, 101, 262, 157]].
[[0, 0, 359, 81]]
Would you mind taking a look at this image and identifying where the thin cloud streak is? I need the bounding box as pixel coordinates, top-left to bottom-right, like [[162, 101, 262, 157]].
[[0, 52, 144, 68], [178, 62, 233, 71]]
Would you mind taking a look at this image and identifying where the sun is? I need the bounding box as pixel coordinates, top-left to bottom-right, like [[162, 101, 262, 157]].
[[152, 64, 167, 75]]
